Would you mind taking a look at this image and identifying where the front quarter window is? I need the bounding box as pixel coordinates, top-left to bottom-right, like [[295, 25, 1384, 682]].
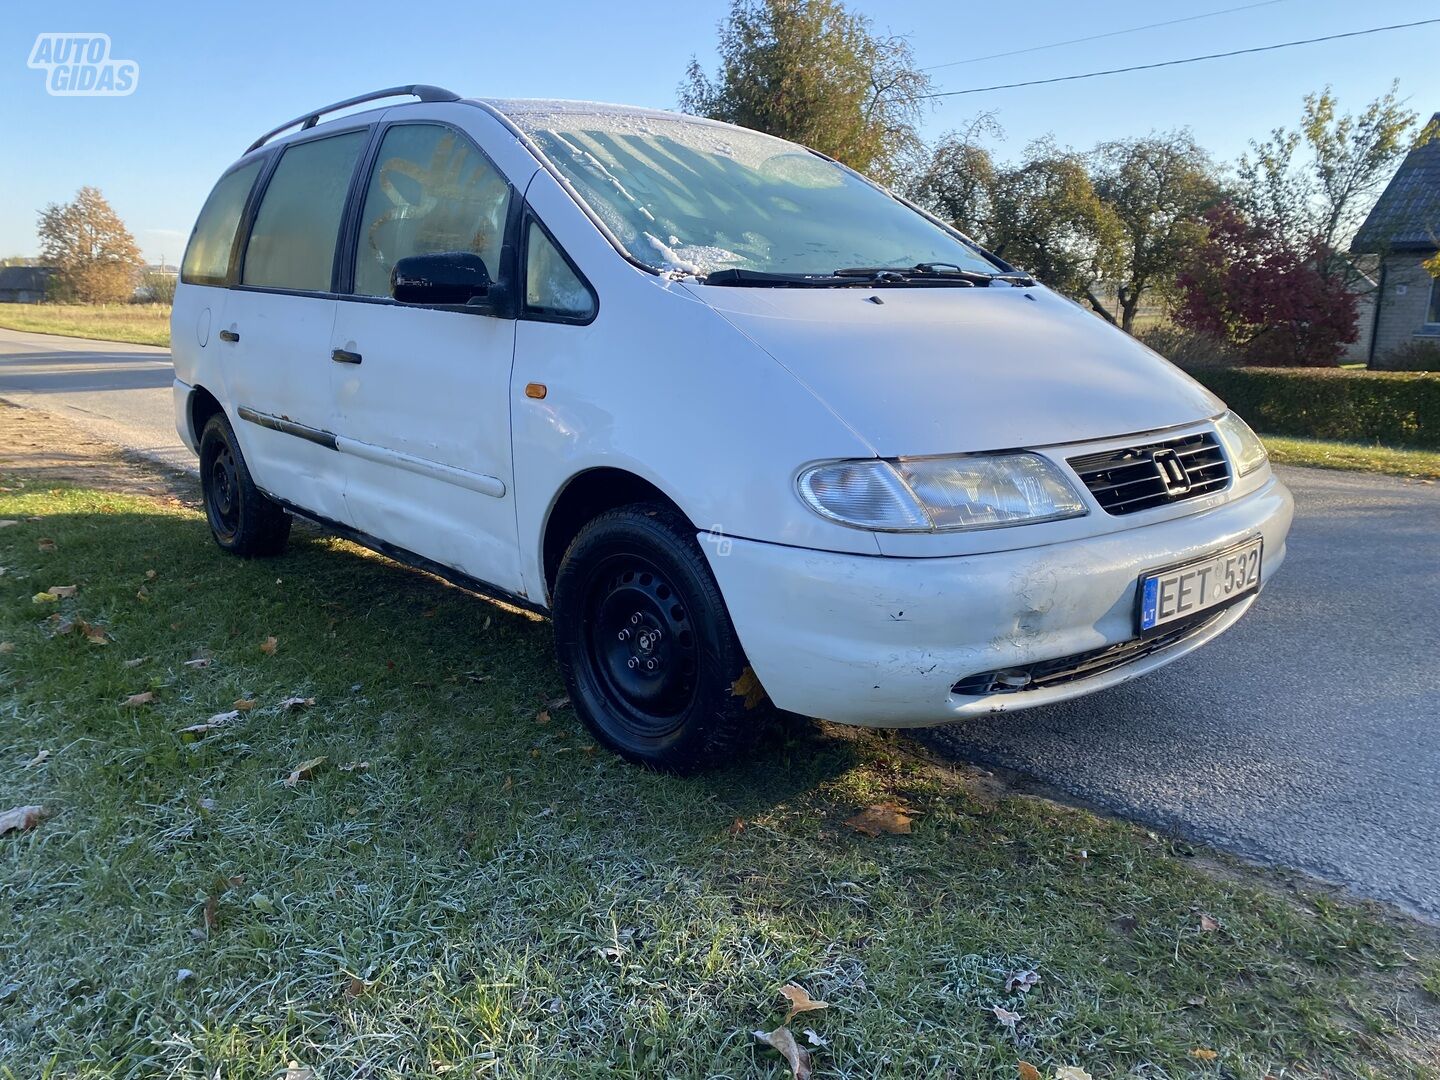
[[524, 221, 595, 321]]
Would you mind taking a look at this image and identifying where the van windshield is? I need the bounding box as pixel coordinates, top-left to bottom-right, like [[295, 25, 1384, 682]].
[[505, 105, 1000, 283]]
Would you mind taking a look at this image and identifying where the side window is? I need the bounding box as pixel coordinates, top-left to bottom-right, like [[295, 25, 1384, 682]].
[[525, 221, 596, 320], [242, 130, 366, 292], [181, 159, 262, 286], [354, 124, 512, 298]]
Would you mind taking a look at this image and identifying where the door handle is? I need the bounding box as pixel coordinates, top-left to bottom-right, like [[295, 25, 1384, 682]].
[[331, 348, 362, 365], [218, 329, 239, 343]]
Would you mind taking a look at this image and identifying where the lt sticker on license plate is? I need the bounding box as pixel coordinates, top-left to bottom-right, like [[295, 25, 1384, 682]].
[[1138, 536, 1263, 632]]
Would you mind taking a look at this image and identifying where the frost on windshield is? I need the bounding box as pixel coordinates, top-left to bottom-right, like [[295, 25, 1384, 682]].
[[501, 103, 996, 280]]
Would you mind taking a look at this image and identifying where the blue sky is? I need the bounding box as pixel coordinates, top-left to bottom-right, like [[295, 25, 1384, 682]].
[[2, 0, 1437, 264]]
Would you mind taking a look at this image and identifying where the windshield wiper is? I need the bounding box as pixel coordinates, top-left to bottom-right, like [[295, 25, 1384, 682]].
[[701, 268, 853, 288], [833, 264, 1036, 287]]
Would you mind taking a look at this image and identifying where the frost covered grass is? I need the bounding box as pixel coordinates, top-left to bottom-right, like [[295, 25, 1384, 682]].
[[1, 481, 1438, 1079]]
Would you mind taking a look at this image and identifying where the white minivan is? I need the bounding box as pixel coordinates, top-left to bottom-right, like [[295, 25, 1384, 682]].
[[172, 85, 1293, 770]]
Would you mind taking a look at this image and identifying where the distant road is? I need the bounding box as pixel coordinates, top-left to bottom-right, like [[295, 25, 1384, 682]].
[[0, 326, 189, 472], [2, 326, 1438, 920]]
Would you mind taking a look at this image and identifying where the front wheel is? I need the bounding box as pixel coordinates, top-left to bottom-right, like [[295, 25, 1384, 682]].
[[551, 504, 767, 771], [199, 412, 291, 557]]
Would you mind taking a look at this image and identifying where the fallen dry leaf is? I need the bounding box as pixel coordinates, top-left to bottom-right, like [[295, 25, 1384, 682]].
[[23, 749, 50, 769], [1186, 995, 1207, 1007], [1199, 913, 1221, 932], [802, 1029, 828, 1048], [843, 802, 914, 837], [135, 585, 150, 602], [125, 691, 155, 707], [145, 569, 157, 581], [1190, 1048, 1218, 1061], [779, 982, 828, 1024], [37, 538, 56, 553], [338, 761, 369, 773], [278, 1063, 315, 1080], [1018, 1063, 1041, 1080], [234, 698, 256, 711], [0, 642, 13, 655], [1004, 969, 1041, 995], [83, 624, 108, 646], [123, 656, 148, 668], [183, 658, 212, 670], [1055, 1068, 1093, 1080], [31, 591, 58, 605], [178, 711, 240, 736], [0, 520, 16, 528], [283, 756, 327, 788], [753, 1027, 811, 1080], [730, 666, 767, 709], [45, 585, 77, 598], [728, 817, 746, 838], [259, 635, 278, 655], [202, 894, 218, 933], [0, 805, 45, 836], [344, 975, 367, 998], [279, 696, 315, 711], [992, 1005, 1021, 1030], [535, 709, 551, 725]]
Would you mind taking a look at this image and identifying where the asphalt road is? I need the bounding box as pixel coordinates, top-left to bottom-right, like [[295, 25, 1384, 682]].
[[2, 327, 1437, 919]]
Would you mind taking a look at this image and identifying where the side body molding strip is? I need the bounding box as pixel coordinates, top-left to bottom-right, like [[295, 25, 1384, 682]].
[[236, 406, 506, 498]]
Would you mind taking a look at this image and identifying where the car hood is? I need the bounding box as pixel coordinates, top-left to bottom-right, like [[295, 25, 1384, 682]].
[[685, 283, 1223, 458]]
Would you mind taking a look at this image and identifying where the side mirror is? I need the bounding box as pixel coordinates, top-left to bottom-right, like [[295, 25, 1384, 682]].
[[390, 251, 494, 306]]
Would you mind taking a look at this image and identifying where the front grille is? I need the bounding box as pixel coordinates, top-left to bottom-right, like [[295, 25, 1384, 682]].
[[951, 609, 1228, 697], [1068, 431, 1229, 516]]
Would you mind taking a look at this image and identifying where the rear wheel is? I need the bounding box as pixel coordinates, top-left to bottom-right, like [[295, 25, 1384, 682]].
[[199, 412, 290, 557], [552, 504, 766, 771]]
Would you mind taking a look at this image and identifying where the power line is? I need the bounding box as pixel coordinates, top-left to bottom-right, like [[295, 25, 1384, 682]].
[[922, 18, 1440, 98], [924, 0, 1293, 71]]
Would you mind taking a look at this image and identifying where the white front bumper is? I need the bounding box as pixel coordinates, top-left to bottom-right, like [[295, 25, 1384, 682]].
[[702, 475, 1294, 727]]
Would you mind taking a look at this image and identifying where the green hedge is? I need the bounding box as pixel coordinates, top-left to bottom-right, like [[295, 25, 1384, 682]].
[[1190, 367, 1440, 450]]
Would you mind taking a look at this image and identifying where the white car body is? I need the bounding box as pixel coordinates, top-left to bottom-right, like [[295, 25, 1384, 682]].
[[172, 91, 1293, 731]]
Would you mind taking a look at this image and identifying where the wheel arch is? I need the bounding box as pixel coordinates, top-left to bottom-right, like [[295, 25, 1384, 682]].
[[188, 384, 226, 448], [540, 467, 695, 603]]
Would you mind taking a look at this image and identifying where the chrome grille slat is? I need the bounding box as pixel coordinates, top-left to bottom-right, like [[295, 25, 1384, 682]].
[[1068, 431, 1230, 516]]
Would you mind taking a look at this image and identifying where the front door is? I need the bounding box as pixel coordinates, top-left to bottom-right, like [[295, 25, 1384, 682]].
[[329, 121, 526, 595]]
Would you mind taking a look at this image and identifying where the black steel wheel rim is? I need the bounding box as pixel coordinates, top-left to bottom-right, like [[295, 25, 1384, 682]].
[[581, 552, 699, 739], [206, 443, 240, 540]]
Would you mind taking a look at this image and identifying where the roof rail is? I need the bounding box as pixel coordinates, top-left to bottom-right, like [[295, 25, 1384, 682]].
[[244, 84, 461, 153]]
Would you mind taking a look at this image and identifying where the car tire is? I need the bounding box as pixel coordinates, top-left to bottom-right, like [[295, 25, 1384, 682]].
[[199, 412, 291, 557], [552, 503, 767, 771]]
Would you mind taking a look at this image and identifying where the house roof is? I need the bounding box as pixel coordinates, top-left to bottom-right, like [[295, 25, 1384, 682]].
[[0, 266, 55, 292], [1352, 114, 1440, 253]]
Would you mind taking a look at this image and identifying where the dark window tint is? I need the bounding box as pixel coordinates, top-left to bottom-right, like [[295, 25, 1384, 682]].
[[354, 124, 511, 297], [1429, 277, 1440, 326], [525, 222, 595, 319], [243, 130, 366, 292], [181, 160, 262, 286]]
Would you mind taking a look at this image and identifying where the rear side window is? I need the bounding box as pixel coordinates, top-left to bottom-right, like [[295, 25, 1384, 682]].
[[525, 221, 595, 321], [243, 130, 366, 292], [353, 124, 511, 297], [181, 160, 262, 286]]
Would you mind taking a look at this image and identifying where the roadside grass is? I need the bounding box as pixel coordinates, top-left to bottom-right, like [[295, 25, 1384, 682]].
[[0, 303, 170, 348], [1, 482, 1438, 1079], [1263, 435, 1440, 480]]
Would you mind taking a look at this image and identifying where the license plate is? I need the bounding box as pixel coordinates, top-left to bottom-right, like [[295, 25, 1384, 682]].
[[1138, 536, 1263, 632]]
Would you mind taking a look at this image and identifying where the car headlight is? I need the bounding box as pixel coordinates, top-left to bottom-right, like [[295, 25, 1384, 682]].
[[798, 453, 1088, 532], [1214, 411, 1268, 476]]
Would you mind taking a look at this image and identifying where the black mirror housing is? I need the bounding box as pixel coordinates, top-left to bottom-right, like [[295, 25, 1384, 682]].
[[391, 252, 494, 306]]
